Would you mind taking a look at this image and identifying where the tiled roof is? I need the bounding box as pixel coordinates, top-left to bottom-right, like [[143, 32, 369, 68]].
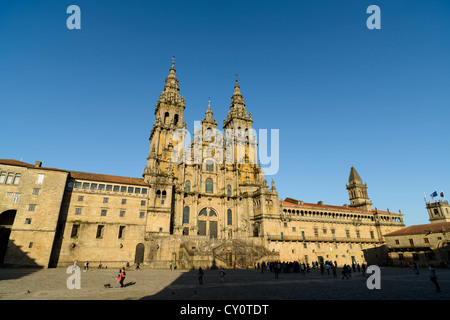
[[384, 221, 450, 237], [69, 171, 147, 186], [1, 159, 147, 186], [0, 159, 35, 168], [280, 200, 398, 215]]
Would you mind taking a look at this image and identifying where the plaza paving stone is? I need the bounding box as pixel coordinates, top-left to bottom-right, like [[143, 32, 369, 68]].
[[0, 266, 449, 300]]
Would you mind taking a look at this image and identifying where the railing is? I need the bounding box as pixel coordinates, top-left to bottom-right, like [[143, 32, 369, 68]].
[[267, 234, 380, 243]]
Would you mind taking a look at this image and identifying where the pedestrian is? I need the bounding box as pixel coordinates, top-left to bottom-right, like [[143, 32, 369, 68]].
[[274, 262, 280, 278], [428, 264, 441, 292], [220, 268, 226, 285], [98, 261, 102, 269], [135, 262, 140, 271], [341, 265, 349, 280], [332, 264, 337, 278], [115, 269, 122, 288], [119, 268, 126, 288], [198, 267, 205, 285], [361, 263, 366, 278], [83, 261, 89, 272], [413, 263, 419, 275]]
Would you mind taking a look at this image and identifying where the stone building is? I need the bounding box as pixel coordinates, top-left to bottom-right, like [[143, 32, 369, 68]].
[[384, 200, 450, 267], [0, 60, 405, 269]]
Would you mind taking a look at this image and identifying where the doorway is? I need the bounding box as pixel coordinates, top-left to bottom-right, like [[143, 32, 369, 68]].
[[0, 210, 16, 265], [135, 243, 145, 264]]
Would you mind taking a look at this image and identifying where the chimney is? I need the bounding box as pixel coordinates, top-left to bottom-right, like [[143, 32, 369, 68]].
[[35, 161, 42, 168]]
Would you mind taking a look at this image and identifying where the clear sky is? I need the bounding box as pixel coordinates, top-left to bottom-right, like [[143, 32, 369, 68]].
[[1, 0, 449, 227]]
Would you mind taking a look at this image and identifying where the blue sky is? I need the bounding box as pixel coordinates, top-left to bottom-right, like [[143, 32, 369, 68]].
[[1, 0, 449, 227]]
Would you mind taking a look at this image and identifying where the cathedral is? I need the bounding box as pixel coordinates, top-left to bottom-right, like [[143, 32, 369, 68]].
[[0, 60, 405, 269]]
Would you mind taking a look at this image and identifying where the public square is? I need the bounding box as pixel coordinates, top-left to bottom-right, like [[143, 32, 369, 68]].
[[0, 266, 449, 301]]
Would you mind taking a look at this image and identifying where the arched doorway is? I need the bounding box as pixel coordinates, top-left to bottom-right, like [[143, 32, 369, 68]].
[[0, 210, 17, 265], [198, 207, 218, 239], [135, 243, 145, 264]]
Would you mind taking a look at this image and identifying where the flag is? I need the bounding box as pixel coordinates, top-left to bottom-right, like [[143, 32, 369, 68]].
[[430, 191, 438, 198], [441, 191, 445, 198]]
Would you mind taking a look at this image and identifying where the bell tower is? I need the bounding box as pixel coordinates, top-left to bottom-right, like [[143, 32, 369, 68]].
[[346, 167, 373, 211], [144, 58, 186, 235]]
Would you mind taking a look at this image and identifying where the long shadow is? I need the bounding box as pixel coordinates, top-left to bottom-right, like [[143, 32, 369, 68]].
[[139, 268, 320, 300], [0, 240, 42, 281]]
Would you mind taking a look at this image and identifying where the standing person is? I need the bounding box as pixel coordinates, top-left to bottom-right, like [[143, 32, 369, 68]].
[[98, 261, 102, 269], [135, 262, 141, 271], [198, 267, 205, 285], [332, 264, 337, 278], [361, 263, 366, 279], [274, 262, 280, 279], [84, 261, 89, 272], [341, 265, 349, 280], [428, 265, 441, 292]]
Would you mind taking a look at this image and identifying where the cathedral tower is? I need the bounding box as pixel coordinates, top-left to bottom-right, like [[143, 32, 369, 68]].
[[143, 58, 186, 235], [346, 167, 373, 211]]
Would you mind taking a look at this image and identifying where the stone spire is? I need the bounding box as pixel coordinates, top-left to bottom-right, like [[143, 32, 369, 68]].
[[202, 99, 217, 125], [348, 167, 363, 184], [157, 57, 185, 107], [346, 167, 372, 211], [225, 75, 251, 125]]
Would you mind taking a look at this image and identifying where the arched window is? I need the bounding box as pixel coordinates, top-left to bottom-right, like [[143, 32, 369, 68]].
[[156, 190, 161, 198], [185, 180, 191, 192], [162, 190, 167, 199], [174, 114, 179, 126], [164, 112, 170, 124], [226, 185, 232, 196], [205, 178, 213, 193], [209, 209, 217, 217], [199, 208, 208, 216], [227, 209, 232, 225], [183, 206, 190, 224], [205, 160, 214, 172]]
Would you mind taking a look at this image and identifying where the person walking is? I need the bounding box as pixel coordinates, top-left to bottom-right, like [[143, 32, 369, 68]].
[[198, 267, 205, 285], [361, 263, 366, 279], [115, 269, 122, 288], [119, 268, 126, 288], [220, 268, 226, 286], [413, 263, 419, 275], [428, 264, 441, 292]]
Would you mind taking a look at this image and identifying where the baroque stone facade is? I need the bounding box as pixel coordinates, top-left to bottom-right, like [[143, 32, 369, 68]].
[[0, 61, 405, 269]]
